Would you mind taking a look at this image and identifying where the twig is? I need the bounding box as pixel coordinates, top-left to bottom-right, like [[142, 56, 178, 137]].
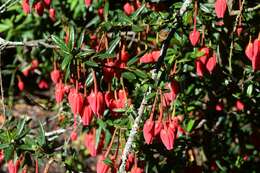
[[43, 158, 54, 173], [118, 95, 147, 173], [0, 37, 58, 49], [0, 50, 6, 127], [45, 128, 66, 137], [228, 0, 245, 74], [231, 3, 260, 15]]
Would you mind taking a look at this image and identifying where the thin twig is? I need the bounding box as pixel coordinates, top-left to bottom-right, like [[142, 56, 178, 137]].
[[228, 0, 245, 74], [231, 3, 260, 15], [0, 37, 58, 49], [43, 158, 54, 173], [0, 50, 6, 127], [118, 95, 147, 173]]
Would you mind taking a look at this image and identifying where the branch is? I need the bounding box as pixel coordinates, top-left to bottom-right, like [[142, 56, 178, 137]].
[[118, 95, 147, 173], [0, 37, 58, 49], [231, 3, 260, 15]]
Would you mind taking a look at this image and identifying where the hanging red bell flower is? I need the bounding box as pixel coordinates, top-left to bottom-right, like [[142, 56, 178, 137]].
[[206, 53, 217, 74], [8, 160, 20, 173], [160, 121, 175, 150], [252, 36, 260, 71], [31, 59, 39, 69], [22, 0, 30, 14], [163, 80, 179, 107], [80, 100, 94, 126], [120, 46, 130, 62], [49, 8, 56, 22], [18, 79, 24, 91], [38, 79, 49, 89], [87, 71, 105, 118], [51, 69, 61, 84], [143, 118, 155, 144], [215, 0, 227, 19], [84, 129, 104, 156], [34, 1, 44, 16], [97, 155, 110, 173], [85, 0, 92, 7], [43, 0, 52, 9], [130, 162, 144, 173], [55, 82, 65, 103], [235, 99, 245, 111], [154, 103, 163, 136], [125, 153, 135, 171], [245, 40, 254, 60], [123, 3, 135, 16], [189, 28, 200, 46], [140, 51, 160, 63]]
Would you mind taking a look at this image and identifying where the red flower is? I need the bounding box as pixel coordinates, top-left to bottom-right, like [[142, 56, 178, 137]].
[[0, 150, 4, 164], [252, 37, 260, 71], [97, 155, 110, 173], [245, 40, 254, 60], [49, 8, 56, 22], [18, 79, 24, 91], [38, 79, 49, 89], [140, 51, 160, 63], [123, 3, 135, 16], [22, 0, 30, 14], [55, 82, 65, 103], [87, 91, 105, 118], [125, 153, 135, 171], [143, 118, 154, 144], [80, 100, 94, 126], [189, 28, 200, 46], [206, 53, 217, 74], [43, 0, 52, 9], [34, 2, 44, 16], [160, 121, 175, 150], [85, 0, 92, 7], [8, 160, 20, 173], [215, 0, 227, 18], [235, 100, 245, 111], [163, 80, 179, 107], [130, 163, 144, 173], [51, 69, 61, 84]]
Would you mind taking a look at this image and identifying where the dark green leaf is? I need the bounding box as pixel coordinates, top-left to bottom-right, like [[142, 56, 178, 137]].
[[103, 158, 114, 167], [107, 35, 121, 54], [186, 119, 195, 132], [85, 60, 99, 68], [122, 72, 136, 82], [133, 69, 148, 79], [95, 127, 102, 149], [38, 121, 45, 146], [4, 145, 14, 161], [61, 56, 72, 70], [51, 35, 70, 55], [68, 26, 75, 51]]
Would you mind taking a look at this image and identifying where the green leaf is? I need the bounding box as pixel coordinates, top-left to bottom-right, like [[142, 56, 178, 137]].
[[4, 145, 14, 161], [103, 158, 114, 167], [77, 29, 85, 48], [51, 35, 70, 55], [95, 127, 102, 149], [122, 72, 136, 82], [85, 72, 93, 87], [247, 84, 253, 97], [133, 69, 148, 79], [38, 121, 45, 146], [68, 26, 75, 51], [186, 119, 195, 132], [86, 16, 100, 28], [131, 4, 146, 19], [76, 48, 95, 58], [16, 118, 26, 137], [61, 56, 72, 70], [0, 143, 9, 149], [107, 35, 121, 54], [85, 60, 99, 68], [104, 129, 111, 148]]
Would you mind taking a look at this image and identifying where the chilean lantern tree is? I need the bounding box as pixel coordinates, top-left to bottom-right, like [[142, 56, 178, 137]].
[[0, 0, 259, 173]]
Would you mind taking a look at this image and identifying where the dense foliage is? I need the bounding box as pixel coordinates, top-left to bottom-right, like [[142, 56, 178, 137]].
[[0, 0, 260, 173]]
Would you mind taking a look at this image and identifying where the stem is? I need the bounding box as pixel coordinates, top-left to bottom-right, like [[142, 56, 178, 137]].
[[105, 128, 118, 158], [92, 70, 98, 94]]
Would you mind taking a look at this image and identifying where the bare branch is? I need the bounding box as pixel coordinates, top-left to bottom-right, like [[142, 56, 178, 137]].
[[118, 95, 147, 173], [231, 3, 260, 15], [0, 37, 58, 49]]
